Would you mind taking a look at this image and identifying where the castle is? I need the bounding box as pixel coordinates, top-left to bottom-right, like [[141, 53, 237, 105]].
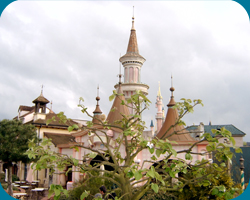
[[3, 15, 245, 188]]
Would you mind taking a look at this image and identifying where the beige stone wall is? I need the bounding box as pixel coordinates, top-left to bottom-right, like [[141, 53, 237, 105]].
[[218, 136, 243, 147]]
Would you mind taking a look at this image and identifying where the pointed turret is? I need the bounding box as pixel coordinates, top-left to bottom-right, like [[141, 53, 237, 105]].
[[150, 119, 154, 132], [106, 83, 130, 126], [155, 82, 163, 132], [92, 86, 104, 125], [115, 11, 149, 114], [156, 78, 195, 141], [120, 16, 145, 60]]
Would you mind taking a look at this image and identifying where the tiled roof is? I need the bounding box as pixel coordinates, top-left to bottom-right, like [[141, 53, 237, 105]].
[[206, 125, 245, 136], [44, 132, 75, 146], [187, 124, 246, 136], [33, 112, 78, 127], [18, 105, 34, 112]]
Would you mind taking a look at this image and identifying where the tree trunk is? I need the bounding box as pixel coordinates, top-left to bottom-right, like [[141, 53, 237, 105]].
[[7, 165, 13, 197]]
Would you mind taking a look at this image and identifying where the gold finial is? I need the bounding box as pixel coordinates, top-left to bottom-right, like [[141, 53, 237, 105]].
[[96, 85, 100, 103], [132, 6, 134, 19], [170, 75, 175, 97], [132, 6, 135, 30]]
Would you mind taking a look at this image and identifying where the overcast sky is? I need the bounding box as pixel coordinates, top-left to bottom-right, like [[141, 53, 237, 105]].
[[0, 1, 250, 141]]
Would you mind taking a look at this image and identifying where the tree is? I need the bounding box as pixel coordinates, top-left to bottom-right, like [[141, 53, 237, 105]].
[[27, 91, 242, 200], [0, 119, 38, 196]]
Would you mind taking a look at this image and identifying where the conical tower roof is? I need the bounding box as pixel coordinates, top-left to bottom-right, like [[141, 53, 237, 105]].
[[92, 94, 103, 125], [156, 83, 195, 142], [120, 16, 145, 60], [106, 84, 130, 126]]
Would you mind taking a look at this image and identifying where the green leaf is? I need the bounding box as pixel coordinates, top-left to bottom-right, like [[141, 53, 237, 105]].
[[235, 147, 243, 153], [202, 180, 210, 187], [63, 189, 69, 197], [151, 183, 159, 193], [169, 171, 175, 178], [72, 158, 79, 166], [80, 191, 90, 200], [212, 188, 219, 195], [109, 94, 116, 101], [147, 167, 155, 178], [127, 171, 134, 178], [68, 126, 74, 132], [185, 153, 192, 160], [48, 190, 54, 198], [151, 155, 157, 161], [54, 189, 61, 196], [134, 171, 142, 180], [149, 148, 154, 154], [156, 149, 162, 157], [89, 153, 97, 158]]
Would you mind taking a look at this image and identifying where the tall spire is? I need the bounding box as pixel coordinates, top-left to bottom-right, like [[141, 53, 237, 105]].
[[120, 7, 144, 57], [116, 8, 149, 114], [156, 81, 163, 132]]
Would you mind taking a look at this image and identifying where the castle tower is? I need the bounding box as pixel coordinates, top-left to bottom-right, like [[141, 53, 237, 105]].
[[155, 82, 164, 133], [156, 77, 195, 141], [115, 14, 149, 114]]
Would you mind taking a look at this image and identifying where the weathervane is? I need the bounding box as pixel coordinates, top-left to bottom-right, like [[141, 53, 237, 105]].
[[41, 84, 44, 96]]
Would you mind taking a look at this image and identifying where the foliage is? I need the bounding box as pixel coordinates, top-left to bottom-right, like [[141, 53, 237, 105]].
[[0, 172, 19, 183], [58, 171, 117, 200], [0, 119, 38, 196], [26, 91, 241, 200], [1, 183, 20, 191], [176, 165, 241, 200], [0, 119, 38, 164]]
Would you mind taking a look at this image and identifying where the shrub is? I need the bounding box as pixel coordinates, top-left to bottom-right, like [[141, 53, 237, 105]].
[[175, 165, 241, 200], [0, 172, 19, 183], [12, 174, 20, 182], [59, 171, 118, 200], [0, 173, 5, 183]]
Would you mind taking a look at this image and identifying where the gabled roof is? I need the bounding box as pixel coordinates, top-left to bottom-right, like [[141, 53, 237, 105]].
[[33, 112, 78, 128], [106, 85, 130, 126], [155, 86, 195, 142], [18, 105, 34, 112]]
